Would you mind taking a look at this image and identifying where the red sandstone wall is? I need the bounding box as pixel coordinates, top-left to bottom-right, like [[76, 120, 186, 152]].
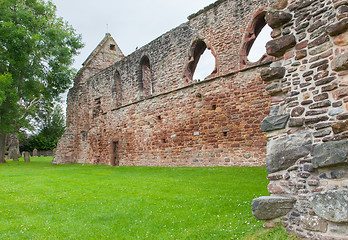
[[88, 68, 270, 166], [54, 0, 273, 166]]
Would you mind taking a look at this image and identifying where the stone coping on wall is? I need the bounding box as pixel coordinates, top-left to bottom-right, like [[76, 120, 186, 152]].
[[187, 0, 229, 20]]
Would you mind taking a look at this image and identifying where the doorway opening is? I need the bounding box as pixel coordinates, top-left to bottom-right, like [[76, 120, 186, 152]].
[[111, 141, 120, 166]]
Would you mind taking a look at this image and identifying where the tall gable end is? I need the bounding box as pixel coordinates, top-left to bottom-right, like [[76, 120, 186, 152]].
[[77, 33, 124, 83]]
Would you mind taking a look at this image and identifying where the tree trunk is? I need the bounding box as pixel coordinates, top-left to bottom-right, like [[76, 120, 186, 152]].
[[8, 133, 20, 159], [0, 131, 7, 163]]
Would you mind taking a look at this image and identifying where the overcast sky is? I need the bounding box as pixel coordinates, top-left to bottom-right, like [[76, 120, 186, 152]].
[[51, 0, 271, 107], [52, 0, 218, 69]]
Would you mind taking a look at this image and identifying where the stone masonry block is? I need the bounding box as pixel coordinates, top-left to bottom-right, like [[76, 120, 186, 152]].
[[265, 10, 292, 28], [260, 67, 286, 82], [252, 196, 296, 220], [261, 114, 290, 132], [312, 140, 348, 168], [266, 34, 296, 57], [311, 190, 348, 223], [327, 18, 348, 36], [332, 52, 348, 71], [266, 132, 312, 173]]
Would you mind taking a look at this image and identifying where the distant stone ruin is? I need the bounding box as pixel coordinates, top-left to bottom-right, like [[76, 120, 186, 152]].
[[54, 0, 348, 238]]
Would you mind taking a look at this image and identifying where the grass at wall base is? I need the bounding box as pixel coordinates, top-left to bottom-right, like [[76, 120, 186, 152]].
[[0, 157, 296, 239]]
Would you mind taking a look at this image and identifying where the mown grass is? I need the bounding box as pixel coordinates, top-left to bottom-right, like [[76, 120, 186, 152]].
[[0, 157, 292, 239]]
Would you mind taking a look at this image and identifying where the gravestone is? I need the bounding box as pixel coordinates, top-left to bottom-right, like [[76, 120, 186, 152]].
[[12, 150, 19, 161], [33, 149, 38, 157], [24, 152, 30, 163]]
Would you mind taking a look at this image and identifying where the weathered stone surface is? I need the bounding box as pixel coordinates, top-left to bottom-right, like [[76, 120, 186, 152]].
[[266, 132, 312, 173], [289, 117, 304, 127], [332, 53, 348, 71], [289, 0, 313, 11], [309, 100, 331, 109], [319, 168, 348, 179], [330, 223, 348, 235], [266, 34, 296, 57], [308, 34, 330, 49], [11, 150, 18, 161], [265, 82, 282, 95], [295, 50, 307, 60], [337, 5, 348, 20], [8, 133, 20, 160], [326, 18, 348, 36], [312, 140, 348, 168], [271, 29, 282, 38], [291, 107, 305, 117], [313, 129, 331, 138], [332, 120, 348, 134], [269, 0, 288, 10], [329, 109, 344, 116], [337, 113, 348, 120], [268, 182, 289, 194], [309, 42, 333, 56], [334, 32, 348, 46], [261, 114, 290, 132], [301, 215, 328, 232], [252, 196, 296, 220], [305, 116, 329, 125], [24, 152, 30, 163], [33, 149, 38, 157], [315, 76, 336, 86], [265, 10, 292, 28], [260, 67, 286, 81], [311, 190, 348, 223]]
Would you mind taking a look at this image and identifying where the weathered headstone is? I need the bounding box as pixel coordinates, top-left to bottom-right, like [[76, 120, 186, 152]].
[[33, 149, 38, 157], [24, 152, 30, 163], [12, 149, 19, 161]]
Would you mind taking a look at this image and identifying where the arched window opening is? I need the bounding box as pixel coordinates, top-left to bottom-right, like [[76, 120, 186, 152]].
[[247, 24, 272, 62], [112, 70, 122, 107], [193, 48, 216, 81], [241, 11, 273, 66], [185, 40, 217, 82], [140, 56, 152, 96]]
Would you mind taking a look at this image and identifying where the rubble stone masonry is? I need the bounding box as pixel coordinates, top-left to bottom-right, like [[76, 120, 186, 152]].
[[54, 0, 348, 238]]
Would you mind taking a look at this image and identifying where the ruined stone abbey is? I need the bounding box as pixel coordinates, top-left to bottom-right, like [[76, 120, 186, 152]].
[[54, 0, 348, 238]]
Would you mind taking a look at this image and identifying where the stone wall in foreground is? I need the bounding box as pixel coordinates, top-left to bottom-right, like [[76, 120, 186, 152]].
[[252, 0, 348, 239]]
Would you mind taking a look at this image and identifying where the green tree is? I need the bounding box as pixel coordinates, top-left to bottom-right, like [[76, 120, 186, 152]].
[[19, 105, 66, 151], [0, 0, 83, 163]]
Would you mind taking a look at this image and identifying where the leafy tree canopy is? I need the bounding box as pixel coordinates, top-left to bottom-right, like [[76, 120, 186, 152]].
[[0, 0, 83, 134], [19, 104, 66, 151]]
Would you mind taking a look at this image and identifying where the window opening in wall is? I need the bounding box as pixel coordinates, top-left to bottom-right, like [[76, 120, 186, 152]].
[[93, 97, 102, 118], [212, 104, 217, 110], [110, 44, 116, 50], [141, 56, 153, 96], [112, 70, 122, 107], [244, 11, 272, 63], [193, 48, 216, 81], [223, 131, 228, 137], [157, 115, 161, 120], [162, 139, 166, 143], [248, 24, 272, 62], [186, 40, 217, 82]]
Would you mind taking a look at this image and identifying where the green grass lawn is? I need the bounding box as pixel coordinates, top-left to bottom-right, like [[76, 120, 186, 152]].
[[0, 157, 279, 239]]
